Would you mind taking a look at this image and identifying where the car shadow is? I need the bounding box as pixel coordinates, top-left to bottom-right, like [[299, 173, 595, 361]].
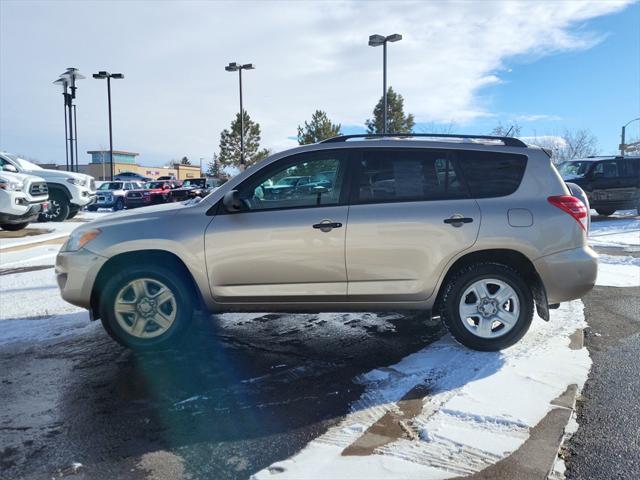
[[40, 311, 505, 479]]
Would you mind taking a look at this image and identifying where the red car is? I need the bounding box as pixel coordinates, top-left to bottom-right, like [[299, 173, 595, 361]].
[[125, 180, 181, 208]]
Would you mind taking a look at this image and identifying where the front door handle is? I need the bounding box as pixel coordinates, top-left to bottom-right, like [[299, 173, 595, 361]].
[[313, 220, 343, 232], [444, 215, 473, 227]]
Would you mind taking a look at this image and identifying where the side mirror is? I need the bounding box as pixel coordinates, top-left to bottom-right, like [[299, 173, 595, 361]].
[[222, 190, 242, 212], [163, 184, 171, 190], [3, 164, 18, 173]]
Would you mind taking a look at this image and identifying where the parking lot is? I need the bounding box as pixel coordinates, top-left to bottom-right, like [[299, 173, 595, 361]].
[[0, 210, 637, 479]]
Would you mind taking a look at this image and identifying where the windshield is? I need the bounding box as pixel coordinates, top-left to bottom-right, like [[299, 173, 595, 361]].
[[145, 182, 165, 189], [99, 182, 123, 190], [558, 161, 592, 178], [183, 179, 205, 188], [3, 154, 43, 171]]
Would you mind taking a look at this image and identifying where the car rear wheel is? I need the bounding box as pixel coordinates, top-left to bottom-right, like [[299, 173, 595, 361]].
[[38, 190, 70, 222], [595, 208, 616, 216], [439, 262, 534, 351], [99, 264, 195, 350], [1, 222, 29, 231], [66, 207, 79, 219]]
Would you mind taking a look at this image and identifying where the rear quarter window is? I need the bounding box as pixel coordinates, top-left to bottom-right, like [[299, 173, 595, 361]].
[[458, 151, 527, 198]]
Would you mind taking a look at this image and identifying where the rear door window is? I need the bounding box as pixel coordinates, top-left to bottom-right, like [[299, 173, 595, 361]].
[[355, 149, 467, 203], [457, 151, 527, 198], [593, 160, 620, 178]]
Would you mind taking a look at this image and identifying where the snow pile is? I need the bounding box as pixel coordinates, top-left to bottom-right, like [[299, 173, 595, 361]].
[[589, 211, 639, 248], [596, 254, 640, 287], [253, 301, 590, 480]]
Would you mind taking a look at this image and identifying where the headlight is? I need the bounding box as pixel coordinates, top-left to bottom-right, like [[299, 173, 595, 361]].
[[66, 178, 88, 187], [63, 228, 101, 252], [0, 179, 23, 191]]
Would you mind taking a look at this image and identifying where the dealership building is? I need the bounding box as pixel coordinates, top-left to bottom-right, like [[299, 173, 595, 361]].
[[84, 150, 201, 180], [40, 150, 202, 181]]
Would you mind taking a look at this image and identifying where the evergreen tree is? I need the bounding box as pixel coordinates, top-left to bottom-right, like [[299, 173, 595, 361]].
[[297, 110, 341, 144], [180, 156, 191, 165], [205, 154, 219, 176], [218, 110, 269, 167], [365, 87, 415, 134]]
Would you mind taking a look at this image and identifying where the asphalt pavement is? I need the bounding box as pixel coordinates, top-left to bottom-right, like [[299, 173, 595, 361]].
[[0, 309, 443, 480]]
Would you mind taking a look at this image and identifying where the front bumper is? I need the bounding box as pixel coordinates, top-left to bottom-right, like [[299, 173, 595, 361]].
[[534, 246, 598, 304], [0, 202, 46, 224], [69, 186, 97, 207], [55, 248, 107, 310]]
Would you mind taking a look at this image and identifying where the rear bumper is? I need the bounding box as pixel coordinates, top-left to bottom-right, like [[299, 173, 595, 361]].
[[534, 246, 598, 304]]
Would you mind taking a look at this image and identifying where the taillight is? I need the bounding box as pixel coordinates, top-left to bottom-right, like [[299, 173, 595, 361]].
[[548, 195, 588, 231]]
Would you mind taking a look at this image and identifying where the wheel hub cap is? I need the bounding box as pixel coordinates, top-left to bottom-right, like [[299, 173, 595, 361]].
[[459, 278, 520, 339], [136, 297, 156, 317]]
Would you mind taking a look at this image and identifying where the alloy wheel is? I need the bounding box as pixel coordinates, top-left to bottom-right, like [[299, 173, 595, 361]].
[[114, 278, 177, 339], [458, 278, 520, 339]]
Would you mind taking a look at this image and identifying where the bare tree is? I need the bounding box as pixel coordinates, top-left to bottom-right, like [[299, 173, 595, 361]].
[[490, 122, 522, 137], [529, 129, 599, 163]]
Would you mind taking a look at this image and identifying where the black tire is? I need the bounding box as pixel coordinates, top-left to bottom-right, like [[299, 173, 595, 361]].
[[595, 208, 616, 216], [99, 263, 195, 351], [66, 208, 79, 219], [439, 262, 534, 351], [38, 190, 70, 222], [1, 222, 29, 231], [115, 197, 125, 211]]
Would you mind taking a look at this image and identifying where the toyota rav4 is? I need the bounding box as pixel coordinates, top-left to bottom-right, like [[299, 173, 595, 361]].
[[56, 134, 598, 352]]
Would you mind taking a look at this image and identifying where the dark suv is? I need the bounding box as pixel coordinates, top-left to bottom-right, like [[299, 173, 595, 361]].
[[558, 156, 640, 216]]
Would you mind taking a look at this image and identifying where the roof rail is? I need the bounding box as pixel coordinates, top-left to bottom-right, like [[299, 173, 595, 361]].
[[319, 133, 528, 148]]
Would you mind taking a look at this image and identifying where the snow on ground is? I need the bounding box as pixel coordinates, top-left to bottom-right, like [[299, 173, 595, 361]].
[[595, 254, 640, 287], [588, 210, 640, 249], [253, 302, 591, 480], [0, 211, 108, 250], [0, 230, 99, 344]]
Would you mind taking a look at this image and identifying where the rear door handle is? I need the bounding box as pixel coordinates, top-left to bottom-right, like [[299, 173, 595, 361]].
[[443, 216, 473, 226], [313, 220, 342, 232]]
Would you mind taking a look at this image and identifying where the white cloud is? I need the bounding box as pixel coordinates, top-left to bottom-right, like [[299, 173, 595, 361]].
[[514, 114, 562, 122], [0, 0, 632, 165]]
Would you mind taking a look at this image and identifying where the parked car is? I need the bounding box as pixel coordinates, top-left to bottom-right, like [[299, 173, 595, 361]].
[[0, 152, 96, 222], [114, 171, 151, 182], [170, 178, 211, 202], [125, 180, 180, 208], [0, 169, 49, 230], [56, 133, 597, 352], [557, 156, 640, 216], [157, 175, 177, 181], [261, 175, 311, 199], [88, 181, 144, 211]]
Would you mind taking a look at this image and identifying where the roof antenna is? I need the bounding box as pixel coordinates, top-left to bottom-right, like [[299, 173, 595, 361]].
[[505, 126, 514, 137]]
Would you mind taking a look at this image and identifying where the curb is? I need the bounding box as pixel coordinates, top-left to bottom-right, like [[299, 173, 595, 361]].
[[459, 328, 584, 480]]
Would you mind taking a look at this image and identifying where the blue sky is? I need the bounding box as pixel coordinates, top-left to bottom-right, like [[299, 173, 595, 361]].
[[0, 0, 638, 166], [343, 2, 640, 154]]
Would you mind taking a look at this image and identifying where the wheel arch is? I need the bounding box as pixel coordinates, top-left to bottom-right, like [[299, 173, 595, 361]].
[[46, 183, 72, 200], [434, 248, 550, 321], [90, 249, 206, 320]]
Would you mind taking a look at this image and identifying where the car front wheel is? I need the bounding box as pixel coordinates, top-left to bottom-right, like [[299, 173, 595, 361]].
[[100, 264, 195, 350], [439, 262, 534, 351], [38, 191, 70, 222]]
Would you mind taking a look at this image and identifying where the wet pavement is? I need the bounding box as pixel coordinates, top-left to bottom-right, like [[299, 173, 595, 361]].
[[0, 310, 444, 479]]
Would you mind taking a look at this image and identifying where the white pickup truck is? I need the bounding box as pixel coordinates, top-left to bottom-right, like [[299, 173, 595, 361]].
[[0, 152, 96, 222], [0, 169, 49, 231]]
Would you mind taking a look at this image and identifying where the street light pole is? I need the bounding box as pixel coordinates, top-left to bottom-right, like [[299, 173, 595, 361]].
[[93, 71, 124, 180], [620, 117, 640, 157], [225, 62, 255, 168], [54, 68, 84, 173], [369, 33, 402, 134]]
